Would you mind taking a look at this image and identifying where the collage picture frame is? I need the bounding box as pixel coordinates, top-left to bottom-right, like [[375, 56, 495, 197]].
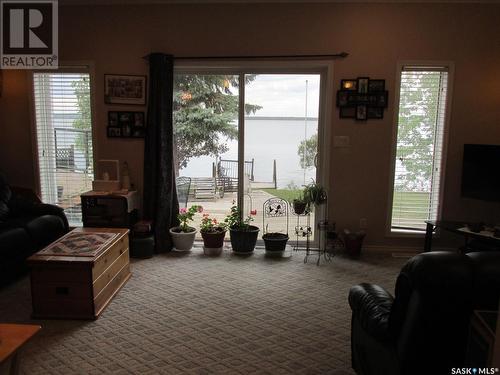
[[337, 77, 389, 121], [107, 111, 146, 138]]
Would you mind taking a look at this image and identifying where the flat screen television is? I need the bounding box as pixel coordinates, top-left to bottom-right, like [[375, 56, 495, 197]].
[[461, 144, 500, 202]]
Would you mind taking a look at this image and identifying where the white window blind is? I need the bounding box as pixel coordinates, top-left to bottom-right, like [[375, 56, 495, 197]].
[[391, 66, 449, 231], [33, 71, 94, 226]]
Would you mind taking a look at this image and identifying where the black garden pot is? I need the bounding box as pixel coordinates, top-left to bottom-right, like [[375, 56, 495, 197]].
[[262, 233, 289, 252], [229, 226, 259, 254], [201, 230, 226, 249], [293, 200, 307, 215]]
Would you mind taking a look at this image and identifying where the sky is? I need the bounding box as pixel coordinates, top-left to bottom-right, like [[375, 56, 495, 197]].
[[245, 74, 320, 118]]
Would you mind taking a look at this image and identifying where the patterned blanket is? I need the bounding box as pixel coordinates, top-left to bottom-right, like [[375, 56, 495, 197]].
[[38, 231, 118, 257]]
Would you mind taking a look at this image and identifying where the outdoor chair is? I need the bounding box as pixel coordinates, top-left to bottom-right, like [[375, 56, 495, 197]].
[[176, 176, 191, 208]]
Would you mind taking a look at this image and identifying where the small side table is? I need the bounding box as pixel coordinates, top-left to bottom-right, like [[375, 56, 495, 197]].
[[0, 324, 41, 375], [81, 190, 139, 228]]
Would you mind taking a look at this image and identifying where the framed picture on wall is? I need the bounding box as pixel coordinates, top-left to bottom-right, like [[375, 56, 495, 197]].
[[339, 107, 356, 119], [107, 111, 146, 138], [104, 74, 147, 105], [357, 77, 369, 94], [337, 91, 350, 107], [377, 91, 389, 107], [107, 127, 122, 137], [337, 77, 388, 120], [356, 105, 368, 121], [369, 79, 385, 92], [341, 79, 357, 91], [367, 107, 383, 119]]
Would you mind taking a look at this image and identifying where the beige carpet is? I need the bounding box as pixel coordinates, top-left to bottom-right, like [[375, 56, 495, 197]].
[[0, 247, 405, 374]]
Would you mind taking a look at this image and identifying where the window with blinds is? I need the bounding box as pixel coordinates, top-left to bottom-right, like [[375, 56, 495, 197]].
[[390, 66, 449, 231], [33, 71, 94, 226]]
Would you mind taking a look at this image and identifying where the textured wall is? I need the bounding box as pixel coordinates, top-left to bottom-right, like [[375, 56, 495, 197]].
[[1, 2, 499, 249]]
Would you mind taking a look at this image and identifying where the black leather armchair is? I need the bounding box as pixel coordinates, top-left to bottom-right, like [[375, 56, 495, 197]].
[[349, 251, 500, 375], [0, 174, 69, 284]]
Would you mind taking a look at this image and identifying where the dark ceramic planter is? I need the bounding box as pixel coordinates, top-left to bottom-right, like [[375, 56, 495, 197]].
[[201, 230, 226, 248], [293, 201, 307, 215], [343, 231, 366, 257], [229, 225, 259, 253], [262, 233, 289, 252]]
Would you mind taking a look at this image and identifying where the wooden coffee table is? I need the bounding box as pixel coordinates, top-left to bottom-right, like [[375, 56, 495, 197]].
[[28, 228, 131, 320], [0, 324, 41, 374]]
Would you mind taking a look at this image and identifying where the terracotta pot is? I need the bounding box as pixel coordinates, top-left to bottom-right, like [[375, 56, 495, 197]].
[[229, 225, 259, 254], [169, 226, 196, 251]]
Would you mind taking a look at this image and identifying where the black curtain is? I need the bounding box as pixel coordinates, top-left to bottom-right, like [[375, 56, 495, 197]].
[[143, 53, 179, 253]]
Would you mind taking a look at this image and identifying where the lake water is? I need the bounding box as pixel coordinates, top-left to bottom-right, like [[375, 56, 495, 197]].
[[181, 118, 318, 188]]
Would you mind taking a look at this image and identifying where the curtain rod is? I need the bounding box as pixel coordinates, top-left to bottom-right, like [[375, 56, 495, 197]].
[[142, 52, 349, 60]]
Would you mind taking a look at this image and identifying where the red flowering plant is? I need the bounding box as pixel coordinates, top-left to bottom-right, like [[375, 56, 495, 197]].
[[200, 213, 227, 234], [177, 205, 203, 232], [224, 204, 257, 231]]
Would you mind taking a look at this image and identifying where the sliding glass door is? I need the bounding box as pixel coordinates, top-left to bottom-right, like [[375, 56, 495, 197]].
[[173, 64, 327, 243], [243, 74, 320, 239], [173, 74, 240, 235]]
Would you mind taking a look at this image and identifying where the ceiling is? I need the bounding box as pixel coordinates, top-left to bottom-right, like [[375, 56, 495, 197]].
[[59, 0, 500, 5]]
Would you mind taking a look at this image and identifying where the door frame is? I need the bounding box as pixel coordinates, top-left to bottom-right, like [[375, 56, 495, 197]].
[[174, 59, 334, 246]]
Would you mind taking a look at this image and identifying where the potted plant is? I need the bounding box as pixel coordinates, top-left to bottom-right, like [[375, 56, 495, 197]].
[[343, 229, 366, 257], [303, 181, 327, 209], [291, 191, 308, 215], [262, 225, 289, 257], [225, 205, 259, 254], [200, 213, 227, 256], [169, 205, 203, 251]]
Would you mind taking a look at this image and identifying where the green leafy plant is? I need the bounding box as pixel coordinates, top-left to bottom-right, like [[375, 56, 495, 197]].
[[289, 190, 308, 215], [177, 205, 203, 232], [224, 204, 256, 230], [200, 213, 227, 233], [303, 181, 327, 208]]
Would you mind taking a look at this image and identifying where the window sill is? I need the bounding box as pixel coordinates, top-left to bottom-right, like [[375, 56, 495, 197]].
[[387, 228, 426, 238]]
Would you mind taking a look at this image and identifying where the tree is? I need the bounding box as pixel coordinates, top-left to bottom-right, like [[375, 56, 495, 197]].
[[297, 133, 317, 169], [395, 72, 441, 192], [173, 75, 261, 171], [71, 77, 92, 169]]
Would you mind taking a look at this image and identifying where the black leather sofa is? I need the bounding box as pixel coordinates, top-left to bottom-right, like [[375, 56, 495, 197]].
[[349, 251, 500, 375], [0, 174, 69, 284]]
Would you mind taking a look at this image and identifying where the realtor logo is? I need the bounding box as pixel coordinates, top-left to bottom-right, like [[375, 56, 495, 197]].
[[1, 0, 58, 69]]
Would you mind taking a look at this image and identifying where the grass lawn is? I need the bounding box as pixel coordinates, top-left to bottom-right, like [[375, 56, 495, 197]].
[[262, 188, 302, 203], [392, 191, 431, 226]]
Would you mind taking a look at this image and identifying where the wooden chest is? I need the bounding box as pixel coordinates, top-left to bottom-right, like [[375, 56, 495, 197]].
[[28, 228, 131, 320]]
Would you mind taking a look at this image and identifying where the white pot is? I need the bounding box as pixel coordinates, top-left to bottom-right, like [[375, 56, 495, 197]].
[[169, 227, 196, 251]]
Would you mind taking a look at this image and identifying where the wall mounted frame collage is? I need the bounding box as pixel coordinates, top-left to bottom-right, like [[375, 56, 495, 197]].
[[336, 77, 389, 121]]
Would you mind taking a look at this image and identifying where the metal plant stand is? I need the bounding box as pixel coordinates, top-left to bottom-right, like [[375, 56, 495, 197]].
[[262, 197, 290, 257], [295, 194, 343, 266], [292, 205, 312, 257]]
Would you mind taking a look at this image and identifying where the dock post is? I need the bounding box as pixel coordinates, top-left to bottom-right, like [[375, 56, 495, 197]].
[[273, 159, 277, 189]]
